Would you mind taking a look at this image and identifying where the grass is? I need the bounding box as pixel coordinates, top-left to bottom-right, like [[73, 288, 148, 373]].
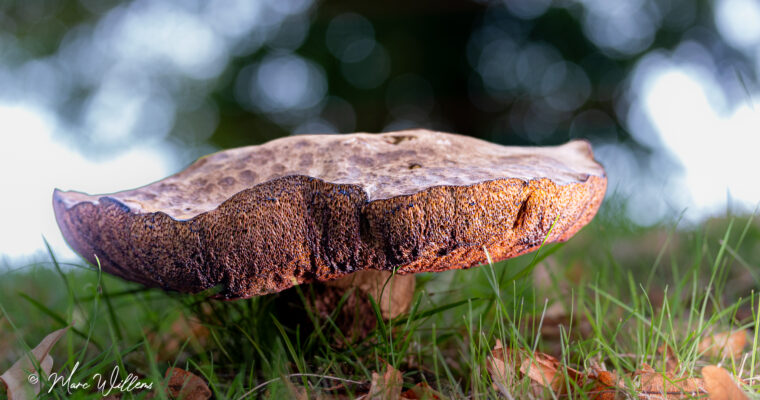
[[1, 212, 760, 398]]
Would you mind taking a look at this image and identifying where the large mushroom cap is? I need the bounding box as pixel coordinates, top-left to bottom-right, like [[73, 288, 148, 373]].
[[53, 130, 606, 299]]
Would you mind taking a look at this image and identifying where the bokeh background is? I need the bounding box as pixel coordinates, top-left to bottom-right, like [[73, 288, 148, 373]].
[[1, 0, 759, 262]]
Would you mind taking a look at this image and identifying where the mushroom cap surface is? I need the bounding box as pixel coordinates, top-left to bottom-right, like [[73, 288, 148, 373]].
[[53, 130, 606, 298]]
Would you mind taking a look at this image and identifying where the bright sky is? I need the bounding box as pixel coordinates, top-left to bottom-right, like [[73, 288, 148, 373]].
[[0, 104, 174, 261]]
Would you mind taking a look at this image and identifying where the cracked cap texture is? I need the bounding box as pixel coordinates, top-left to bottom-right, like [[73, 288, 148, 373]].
[[53, 129, 607, 299]]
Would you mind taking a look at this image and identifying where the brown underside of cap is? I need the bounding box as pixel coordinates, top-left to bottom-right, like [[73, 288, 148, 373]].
[[52, 130, 607, 299]]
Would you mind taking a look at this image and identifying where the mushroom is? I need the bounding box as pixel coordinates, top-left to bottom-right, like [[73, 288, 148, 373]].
[[53, 130, 606, 319]]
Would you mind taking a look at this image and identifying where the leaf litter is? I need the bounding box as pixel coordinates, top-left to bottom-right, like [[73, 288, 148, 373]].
[[485, 328, 752, 399], [0, 326, 68, 400]]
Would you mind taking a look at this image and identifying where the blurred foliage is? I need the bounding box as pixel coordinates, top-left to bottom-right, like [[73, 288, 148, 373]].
[[1, 0, 754, 151]]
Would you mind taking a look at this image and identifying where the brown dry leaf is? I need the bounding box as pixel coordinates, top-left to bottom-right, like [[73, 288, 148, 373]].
[[520, 351, 585, 394], [0, 326, 68, 400], [519, 352, 561, 390], [656, 344, 681, 373], [400, 382, 444, 399], [698, 331, 747, 359], [165, 367, 211, 400], [486, 339, 518, 395], [587, 356, 609, 376], [486, 339, 588, 397], [635, 363, 706, 399], [369, 363, 403, 400], [587, 369, 625, 400], [701, 365, 748, 400]]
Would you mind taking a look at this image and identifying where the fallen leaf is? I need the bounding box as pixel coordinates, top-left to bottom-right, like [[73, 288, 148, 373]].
[[369, 363, 403, 400], [588, 370, 624, 400], [698, 331, 747, 359], [656, 343, 681, 373], [520, 352, 561, 390], [522, 351, 585, 394], [586, 356, 608, 376], [400, 382, 444, 399], [486, 339, 588, 397], [0, 326, 68, 400], [701, 365, 748, 400], [165, 367, 211, 400], [635, 363, 705, 399], [486, 339, 518, 395]]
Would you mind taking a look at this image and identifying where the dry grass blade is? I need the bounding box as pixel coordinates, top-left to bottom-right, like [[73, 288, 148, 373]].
[[701, 365, 748, 400], [0, 326, 68, 400], [281, 375, 309, 400]]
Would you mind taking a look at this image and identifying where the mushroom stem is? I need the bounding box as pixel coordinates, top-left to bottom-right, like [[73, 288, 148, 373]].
[[287, 270, 415, 342], [325, 270, 416, 320]]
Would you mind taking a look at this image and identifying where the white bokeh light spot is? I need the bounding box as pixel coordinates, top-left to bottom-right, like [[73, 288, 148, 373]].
[[715, 0, 760, 49], [642, 67, 760, 216], [0, 104, 174, 261]]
